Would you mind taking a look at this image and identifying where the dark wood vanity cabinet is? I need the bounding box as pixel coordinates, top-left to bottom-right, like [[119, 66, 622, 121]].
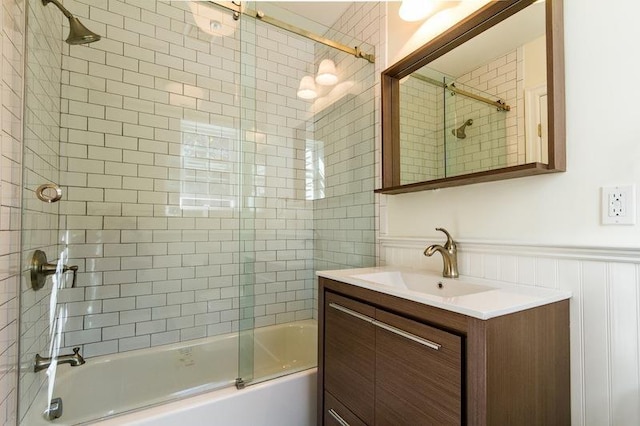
[[318, 277, 570, 426]]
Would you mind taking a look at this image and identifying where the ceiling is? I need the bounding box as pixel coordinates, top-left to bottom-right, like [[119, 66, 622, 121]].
[[273, 2, 353, 28], [427, 1, 546, 78]]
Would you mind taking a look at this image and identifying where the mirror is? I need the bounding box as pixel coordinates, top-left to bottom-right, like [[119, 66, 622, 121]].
[[379, 0, 564, 194]]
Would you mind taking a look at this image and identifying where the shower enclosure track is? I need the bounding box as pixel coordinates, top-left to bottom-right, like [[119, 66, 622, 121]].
[[412, 73, 510, 112], [209, 1, 375, 63]]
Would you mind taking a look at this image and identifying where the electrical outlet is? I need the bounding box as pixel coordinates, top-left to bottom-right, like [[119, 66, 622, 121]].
[[602, 185, 636, 225]]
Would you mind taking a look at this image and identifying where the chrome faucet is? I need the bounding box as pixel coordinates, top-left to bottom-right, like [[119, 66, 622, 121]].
[[424, 228, 459, 278], [34, 347, 85, 372]]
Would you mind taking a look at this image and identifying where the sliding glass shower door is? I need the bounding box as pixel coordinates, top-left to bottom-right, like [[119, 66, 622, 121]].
[[17, 0, 377, 423]]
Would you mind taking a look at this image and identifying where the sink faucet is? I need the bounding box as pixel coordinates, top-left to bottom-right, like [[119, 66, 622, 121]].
[[424, 228, 459, 278], [34, 347, 85, 372]]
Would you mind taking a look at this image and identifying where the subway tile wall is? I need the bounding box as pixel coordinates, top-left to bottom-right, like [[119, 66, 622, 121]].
[[396, 48, 523, 182], [380, 237, 640, 426], [446, 48, 522, 175], [0, 0, 24, 423], [399, 76, 441, 183], [313, 2, 380, 302], [53, 0, 324, 357]]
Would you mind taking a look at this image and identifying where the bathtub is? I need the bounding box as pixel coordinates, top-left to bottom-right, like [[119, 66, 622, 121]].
[[24, 320, 317, 426]]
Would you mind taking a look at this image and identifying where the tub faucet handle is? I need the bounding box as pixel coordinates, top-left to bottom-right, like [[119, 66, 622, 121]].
[[30, 250, 79, 290], [63, 264, 78, 287]]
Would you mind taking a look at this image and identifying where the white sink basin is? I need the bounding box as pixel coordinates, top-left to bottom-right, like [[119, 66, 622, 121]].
[[317, 267, 572, 319], [351, 271, 494, 297]]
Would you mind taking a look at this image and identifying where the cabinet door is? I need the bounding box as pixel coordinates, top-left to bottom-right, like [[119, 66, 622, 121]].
[[324, 292, 375, 425], [375, 309, 463, 426]]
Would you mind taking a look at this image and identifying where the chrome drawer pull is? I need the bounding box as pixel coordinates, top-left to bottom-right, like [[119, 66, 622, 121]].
[[329, 302, 441, 351], [373, 320, 441, 351], [328, 408, 351, 426], [329, 302, 374, 324]]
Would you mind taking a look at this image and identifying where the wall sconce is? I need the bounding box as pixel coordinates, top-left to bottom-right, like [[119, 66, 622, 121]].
[[399, 0, 456, 22], [297, 76, 318, 100], [315, 59, 338, 86]]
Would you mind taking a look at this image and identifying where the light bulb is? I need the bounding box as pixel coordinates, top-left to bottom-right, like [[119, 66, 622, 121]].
[[315, 59, 338, 86]]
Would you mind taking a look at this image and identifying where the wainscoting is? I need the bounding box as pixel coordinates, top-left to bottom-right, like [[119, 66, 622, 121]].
[[379, 236, 640, 426]]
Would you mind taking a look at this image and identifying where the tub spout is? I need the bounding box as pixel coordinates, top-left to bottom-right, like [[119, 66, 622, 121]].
[[34, 347, 85, 372], [424, 228, 459, 278]]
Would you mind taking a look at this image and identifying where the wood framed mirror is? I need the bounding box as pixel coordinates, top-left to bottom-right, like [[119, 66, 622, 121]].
[[378, 0, 564, 194]]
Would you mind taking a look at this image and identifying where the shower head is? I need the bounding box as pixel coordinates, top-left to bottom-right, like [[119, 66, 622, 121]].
[[452, 119, 473, 139], [42, 0, 101, 45]]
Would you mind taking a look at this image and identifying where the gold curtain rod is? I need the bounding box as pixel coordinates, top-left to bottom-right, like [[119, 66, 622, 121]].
[[208, 1, 375, 63], [410, 73, 510, 112]]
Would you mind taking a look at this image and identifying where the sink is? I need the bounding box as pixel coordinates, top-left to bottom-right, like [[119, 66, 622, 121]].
[[351, 271, 495, 298]]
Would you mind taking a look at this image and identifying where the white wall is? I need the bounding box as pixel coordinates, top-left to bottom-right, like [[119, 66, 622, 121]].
[[384, 0, 640, 247]]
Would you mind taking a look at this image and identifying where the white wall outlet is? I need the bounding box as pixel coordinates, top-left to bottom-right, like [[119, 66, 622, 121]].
[[601, 185, 636, 225]]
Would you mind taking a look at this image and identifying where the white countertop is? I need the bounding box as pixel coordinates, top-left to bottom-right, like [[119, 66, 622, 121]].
[[317, 266, 571, 320]]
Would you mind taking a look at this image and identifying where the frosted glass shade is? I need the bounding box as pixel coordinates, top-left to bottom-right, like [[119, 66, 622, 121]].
[[399, 0, 436, 22], [297, 76, 317, 100], [315, 59, 338, 86]]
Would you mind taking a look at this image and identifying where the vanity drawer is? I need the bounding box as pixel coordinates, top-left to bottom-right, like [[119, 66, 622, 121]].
[[324, 391, 367, 426]]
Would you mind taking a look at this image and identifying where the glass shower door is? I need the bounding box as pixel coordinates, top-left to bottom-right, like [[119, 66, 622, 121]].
[[19, 0, 248, 423]]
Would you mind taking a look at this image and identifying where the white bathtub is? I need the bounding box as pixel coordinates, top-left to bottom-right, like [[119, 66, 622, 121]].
[[24, 320, 317, 426]]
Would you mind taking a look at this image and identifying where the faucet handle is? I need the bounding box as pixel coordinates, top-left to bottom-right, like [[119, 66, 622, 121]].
[[63, 265, 78, 287], [72, 347, 81, 355], [435, 227, 455, 248]]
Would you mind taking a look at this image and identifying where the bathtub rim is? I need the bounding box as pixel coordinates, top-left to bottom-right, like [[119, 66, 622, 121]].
[[90, 367, 317, 426]]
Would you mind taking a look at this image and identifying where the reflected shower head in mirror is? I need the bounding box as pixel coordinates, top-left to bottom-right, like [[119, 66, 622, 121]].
[[452, 119, 473, 139], [42, 0, 101, 45]]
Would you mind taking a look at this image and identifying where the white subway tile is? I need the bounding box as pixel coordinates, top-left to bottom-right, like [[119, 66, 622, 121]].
[[120, 308, 151, 324], [65, 329, 101, 346], [119, 335, 150, 352], [84, 312, 119, 329]]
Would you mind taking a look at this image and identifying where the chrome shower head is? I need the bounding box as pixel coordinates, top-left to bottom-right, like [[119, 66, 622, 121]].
[[452, 119, 473, 139], [42, 0, 101, 45]]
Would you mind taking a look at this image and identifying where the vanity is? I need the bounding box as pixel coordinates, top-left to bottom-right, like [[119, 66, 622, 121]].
[[316, 267, 571, 425]]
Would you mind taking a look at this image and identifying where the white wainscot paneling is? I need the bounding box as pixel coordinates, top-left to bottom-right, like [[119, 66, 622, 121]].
[[379, 237, 640, 426]]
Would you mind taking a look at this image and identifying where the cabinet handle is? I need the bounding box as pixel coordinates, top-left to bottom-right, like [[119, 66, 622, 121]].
[[329, 302, 441, 351], [373, 320, 441, 351], [327, 408, 351, 426], [329, 302, 375, 324]]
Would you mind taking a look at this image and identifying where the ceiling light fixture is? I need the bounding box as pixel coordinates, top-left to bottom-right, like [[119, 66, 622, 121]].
[[315, 59, 338, 86], [297, 76, 318, 100], [399, 0, 457, 23], [189, 2, 236, 37]]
